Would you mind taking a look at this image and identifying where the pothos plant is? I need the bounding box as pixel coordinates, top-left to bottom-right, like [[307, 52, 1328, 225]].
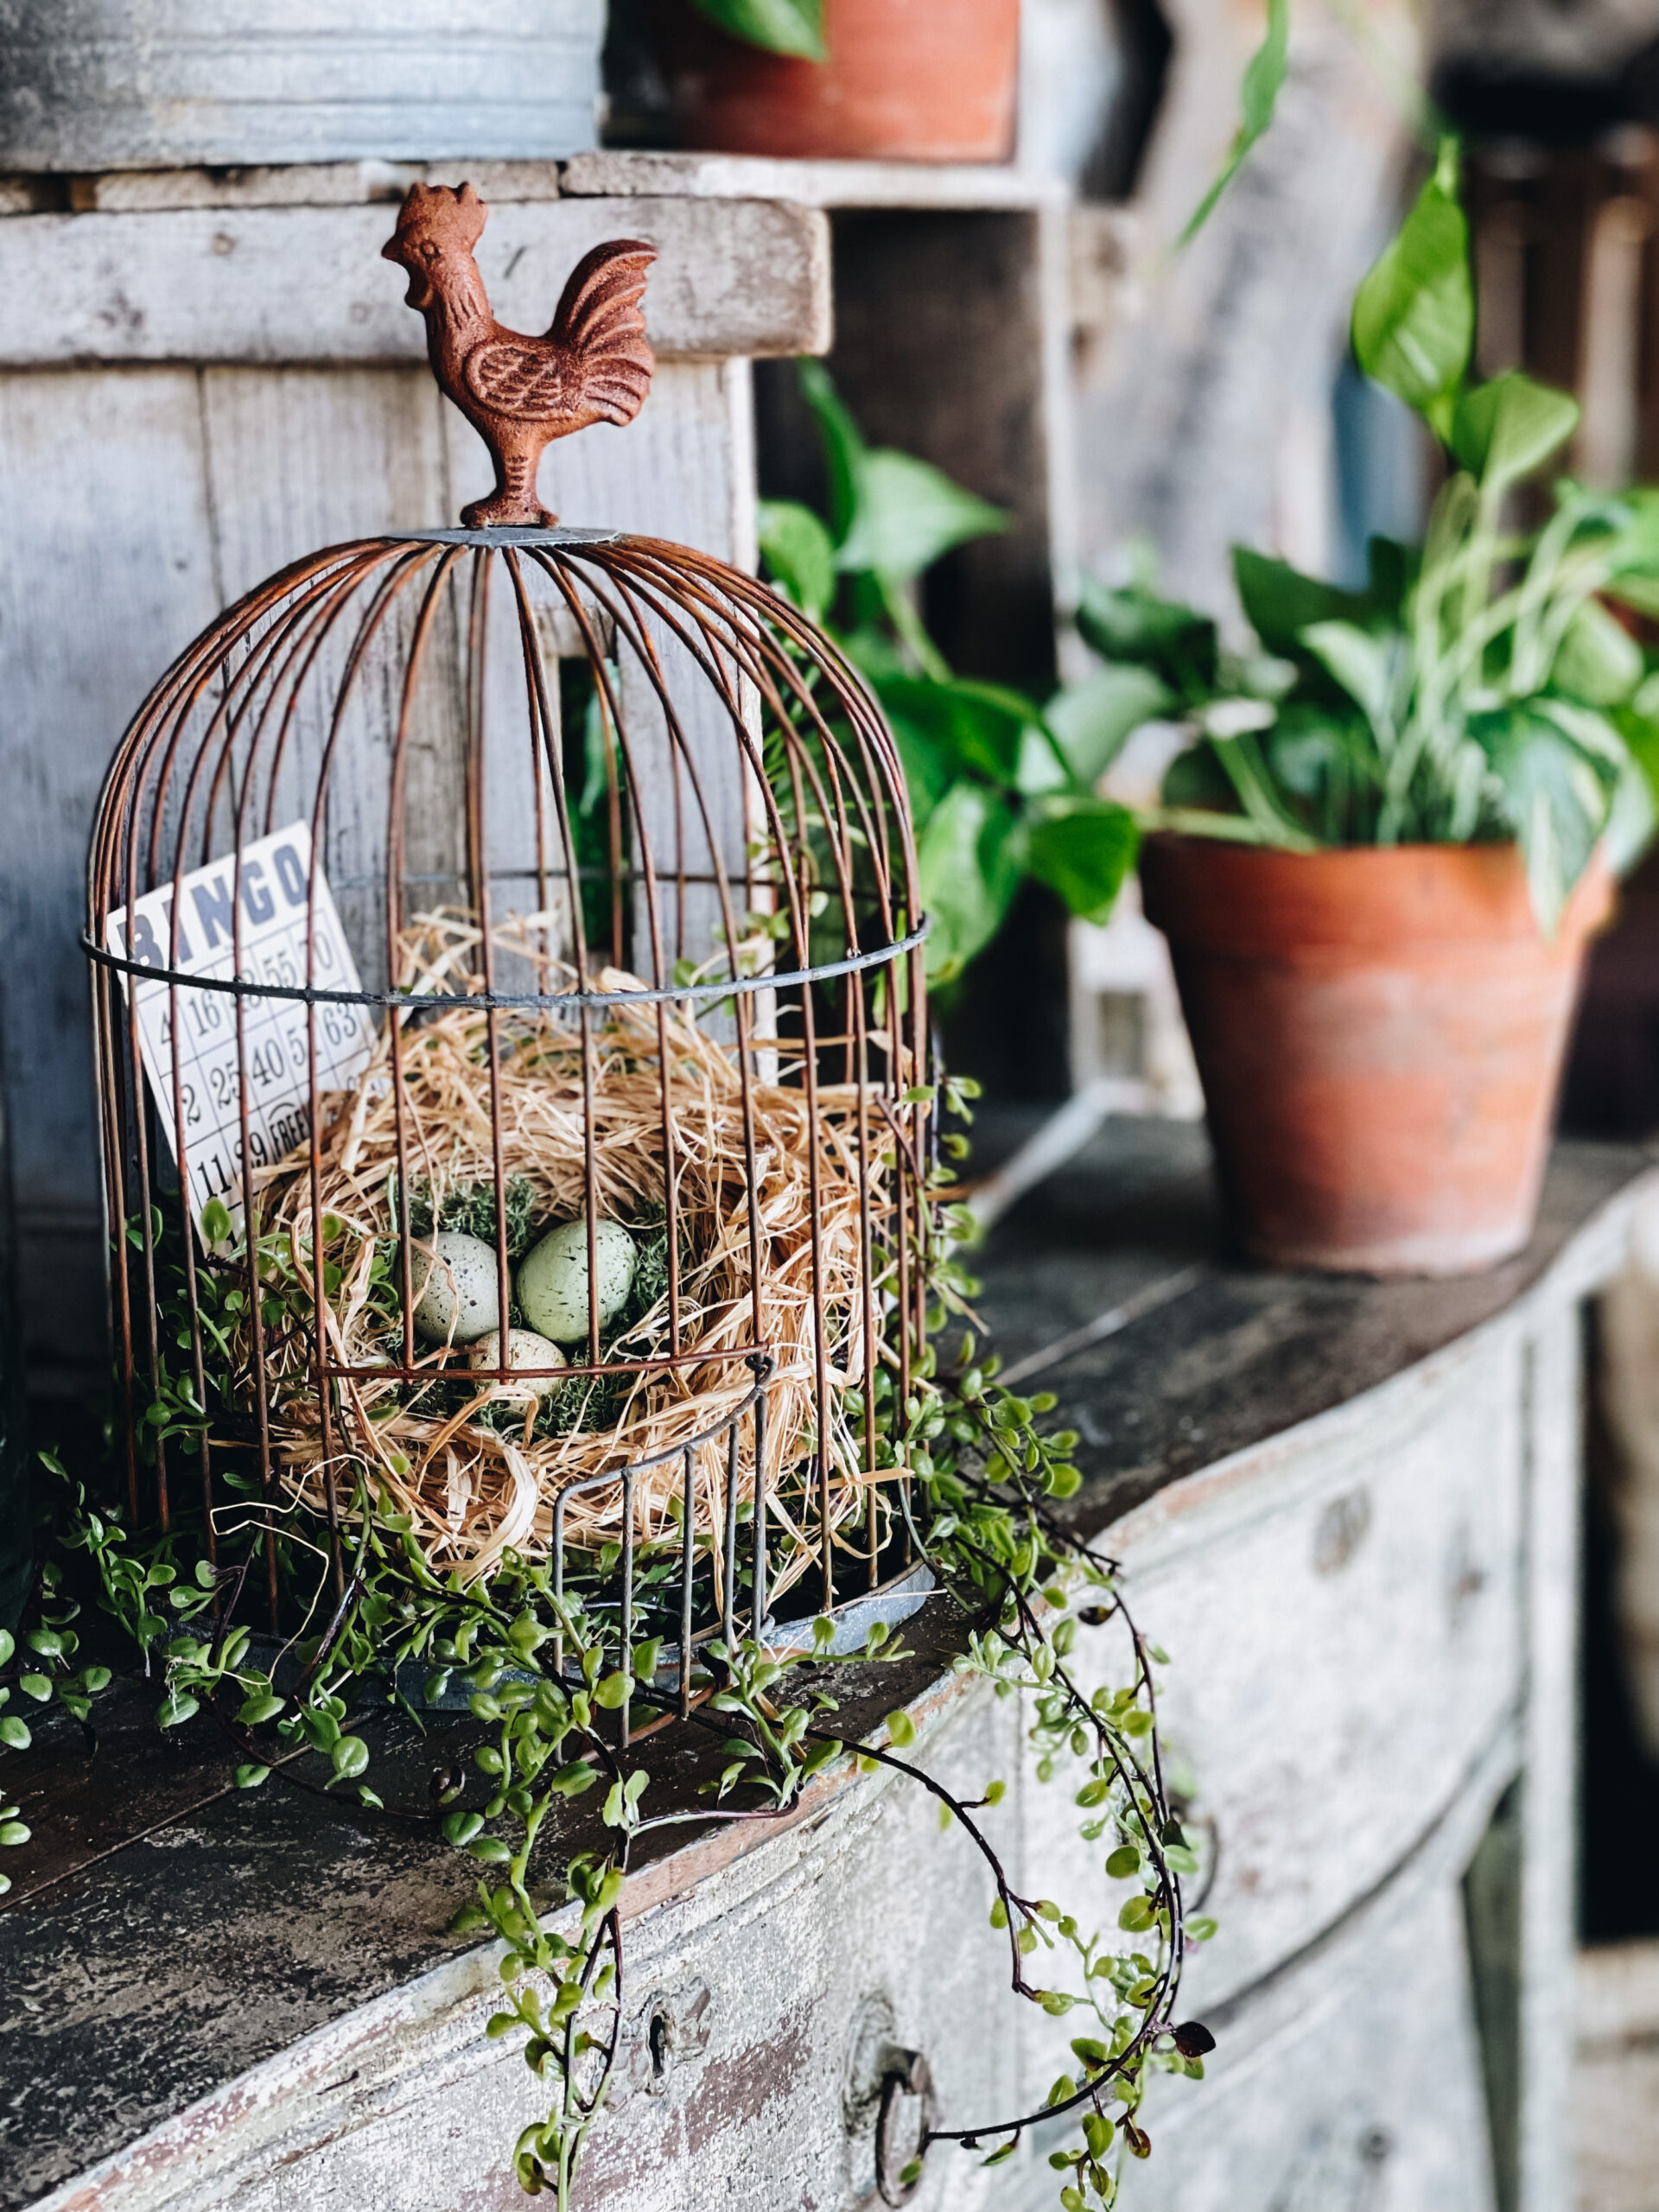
[[759, 365, 1147, 988], [2, 1118, 1211, 2211], [1084, 137, 1659, 928]]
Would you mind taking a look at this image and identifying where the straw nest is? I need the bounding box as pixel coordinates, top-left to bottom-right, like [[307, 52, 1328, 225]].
[[242, 912, 912, 1592]]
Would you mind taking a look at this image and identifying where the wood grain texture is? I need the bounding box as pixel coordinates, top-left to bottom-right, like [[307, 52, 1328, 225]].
[[1071, 0, 1418, 613], [198, 364, 473, 954], [562, 150, 1069, 210], [1517, 1306, 1584, 2212], [0, 366, 222, 1392], [1036, 1325, 1527, 2010], [3, 1134, 1646, 2212], [1110, 1764, 1506, 2212], [0, 0, 602, 173], [0, 199, 832, 368], [71, 161, 567, 215]]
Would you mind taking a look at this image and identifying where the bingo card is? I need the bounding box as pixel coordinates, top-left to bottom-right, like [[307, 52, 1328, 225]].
[[105, 822, 377, 1230]]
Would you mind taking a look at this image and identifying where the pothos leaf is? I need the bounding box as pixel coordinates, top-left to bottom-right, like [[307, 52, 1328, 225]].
[[915, 784, 1027, 982], [690, 0, 825, 60], [836, 449, 1007, 588], [758, 499, 837, 622], [1179, 0, 1290, 245], [1351, 137, 1472, 438], [1451, 371, 1580, 495], [1025, 798, 1140, 925]]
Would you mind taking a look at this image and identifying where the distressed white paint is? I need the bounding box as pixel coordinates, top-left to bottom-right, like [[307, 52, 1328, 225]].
[[0, 185, 809, 1389], [0, 1, 603, 173], [0, 199, 832, 370], [1026, 1323, 1527, 2011], [25, 1172, 1651, 2212]]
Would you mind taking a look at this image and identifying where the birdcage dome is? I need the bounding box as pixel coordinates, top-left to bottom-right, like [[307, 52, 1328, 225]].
[[87, 518, 931, 1635]]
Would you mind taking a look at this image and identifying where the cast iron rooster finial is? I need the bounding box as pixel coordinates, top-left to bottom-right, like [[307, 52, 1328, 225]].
[[383, 183, 656, 529]]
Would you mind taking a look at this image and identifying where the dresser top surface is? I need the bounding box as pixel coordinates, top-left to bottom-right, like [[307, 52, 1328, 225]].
[[2, 1129, 1649, 2207]]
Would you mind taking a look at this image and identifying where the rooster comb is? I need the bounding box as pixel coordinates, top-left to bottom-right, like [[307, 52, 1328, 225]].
[[386, 181, 487, 251]]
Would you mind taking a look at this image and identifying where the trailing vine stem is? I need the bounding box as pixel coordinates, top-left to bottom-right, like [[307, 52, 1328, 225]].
[[3, 1185, 1211, 2212]]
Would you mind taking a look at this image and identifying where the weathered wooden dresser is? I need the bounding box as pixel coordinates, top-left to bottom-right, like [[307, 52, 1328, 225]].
[[2, 1123, 1644, 2212]]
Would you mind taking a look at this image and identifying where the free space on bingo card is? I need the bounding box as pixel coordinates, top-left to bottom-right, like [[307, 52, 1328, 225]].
[[105, 822, 376, 1232]]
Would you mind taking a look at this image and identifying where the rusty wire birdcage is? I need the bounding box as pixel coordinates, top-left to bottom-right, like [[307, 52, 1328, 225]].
[[85, 514, 933, 1714]]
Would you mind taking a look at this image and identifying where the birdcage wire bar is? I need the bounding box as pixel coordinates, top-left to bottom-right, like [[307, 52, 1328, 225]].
[[85, 529, 931, 1694]]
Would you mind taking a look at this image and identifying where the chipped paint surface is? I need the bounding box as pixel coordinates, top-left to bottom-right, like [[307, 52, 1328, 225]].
[[18, 1685, 1019, 2212], [6, 1144, 1647, 2212]]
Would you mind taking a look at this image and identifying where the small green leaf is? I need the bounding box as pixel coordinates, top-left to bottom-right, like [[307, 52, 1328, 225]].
[[1077, 575, 1218, 700], [836, 448, 1007, 587], [549, 1760, 598, 1798], [0, 1630, 13, 1669], [18, 1675, 52, 1704], [758, 499, 837, 621], [0, 1820, 30, 1847], [330, 1734, 369, 1783], [690, 0, 825, 61], [442, 1809, 485, 1847], [1451, 371, 1580, 494], [79, 1665, 112, 1694], [1180, 0, 1289, 244], [468, 1835, 513, 1865], [234, 1764, 270, 1789], [0, 1716, 31, 1751], [1041, 664, 1172, 789], [1553, 597, 1643, 707], [593, 1670, 632, 1711], [1352, 137, 1473, 435], [1300, 620, 1393, 726], [884, 1708, 916, 1750], [798, 360, 866, 541], [915, 782, 1025, 983], [1234, 547, 1375, 658], [157, 1688, 199, 1729], [1106, 1844, 1141, 1878], [1118, 1894, 1155, 1931], [238, 1691, 284, 1727], [1025, 797, 1139, 925], [24, 1629, 63, 1661]]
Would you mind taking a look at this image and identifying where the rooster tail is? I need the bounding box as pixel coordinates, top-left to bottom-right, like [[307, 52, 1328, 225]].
[[550, 239, 658, 428]]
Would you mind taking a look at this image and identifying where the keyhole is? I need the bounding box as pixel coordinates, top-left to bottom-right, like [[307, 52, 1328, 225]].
[[649, 2006, 671, 2080]]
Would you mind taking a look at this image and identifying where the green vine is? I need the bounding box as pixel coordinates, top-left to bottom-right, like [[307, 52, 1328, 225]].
[[3, 1090, 1207, 2209]]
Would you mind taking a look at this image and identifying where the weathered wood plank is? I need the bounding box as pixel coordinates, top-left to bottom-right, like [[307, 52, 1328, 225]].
[[0, 1, 602, 174], [1516, 1305, 1585, 2212], [1025, 1319, 1526, 2009], [0, 366, 222, 1393], [562, 149, 1069, 211], [199, 365, 473, 965], [67, 158, 566, 215], [0, 198, 832, 368]]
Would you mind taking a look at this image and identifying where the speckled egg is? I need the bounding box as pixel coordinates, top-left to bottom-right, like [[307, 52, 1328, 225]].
[[517, 1217, 637, 1344], [467, 1328, 566, 1404], [410, 1230, 502, 1345]]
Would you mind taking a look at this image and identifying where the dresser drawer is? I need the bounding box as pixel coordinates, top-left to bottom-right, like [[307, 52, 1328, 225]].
[[1028, 1325, 1526, 2007]]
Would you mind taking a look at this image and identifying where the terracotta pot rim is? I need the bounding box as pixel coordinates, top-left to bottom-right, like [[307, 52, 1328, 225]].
[[1141, 830, 1525, 864], [1140, 831, 1614, 959]]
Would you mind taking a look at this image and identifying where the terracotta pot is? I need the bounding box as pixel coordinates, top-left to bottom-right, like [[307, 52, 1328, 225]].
[[1139, 836, 1615, 1276], [656, 0, 1021, 163]]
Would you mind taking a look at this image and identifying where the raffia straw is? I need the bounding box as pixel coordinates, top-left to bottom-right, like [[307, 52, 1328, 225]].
[[236, 912, 912, 1593]]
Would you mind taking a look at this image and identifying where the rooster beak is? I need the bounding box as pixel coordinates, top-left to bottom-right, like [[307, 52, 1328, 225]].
[[381, 238, 400, 263]]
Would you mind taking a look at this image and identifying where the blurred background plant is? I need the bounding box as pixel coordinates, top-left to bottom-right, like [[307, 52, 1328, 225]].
[[1087, 138, 1659, 926], [689, 0, 826, 59], [759, 363, 1146, 988]]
